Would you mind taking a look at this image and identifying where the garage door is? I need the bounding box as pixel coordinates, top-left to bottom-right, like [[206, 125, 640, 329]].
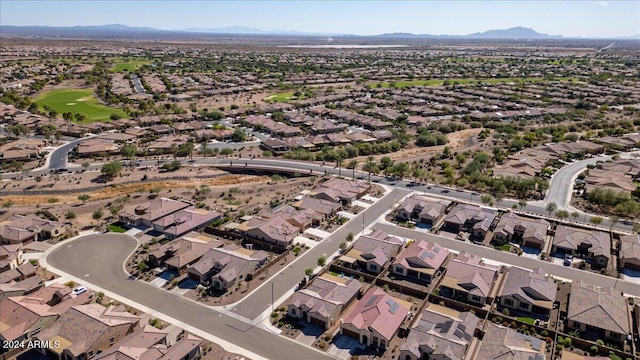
[[342, 328, 360, 340]]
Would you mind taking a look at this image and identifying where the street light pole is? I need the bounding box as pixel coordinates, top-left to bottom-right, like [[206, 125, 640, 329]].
[[270, 281, 274, 313]]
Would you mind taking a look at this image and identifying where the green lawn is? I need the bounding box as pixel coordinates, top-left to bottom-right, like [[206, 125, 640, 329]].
[[376, 77, 577, 88], [35, 89, 128, 123], [111, 58, 153, 72], [107, 224, 127, 233], [516, 317, 536, 325], [263, 92, 307, 103]]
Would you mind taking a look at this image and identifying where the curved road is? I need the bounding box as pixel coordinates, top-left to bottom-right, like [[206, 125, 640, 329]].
[[46, 234, 335, 360], [48, 136, 97, 170], [2, 155, 635, 232], [543, 154, 612, 208]]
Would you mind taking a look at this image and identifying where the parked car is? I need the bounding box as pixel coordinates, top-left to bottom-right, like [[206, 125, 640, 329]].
[[72, 286, 87, 295], [563, 254, 573, 266]]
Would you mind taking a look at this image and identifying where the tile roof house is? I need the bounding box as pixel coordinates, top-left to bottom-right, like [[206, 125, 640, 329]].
[[395, 194, 450, 226], [0, 214, 65, 245], [552, 225, 610, 267], [492, 212, 550, 249], [262, 205, 324, 231], [34, 304, 140, 360], [93, 325, 202, 360], [340, 230, 404, 274], [237, 215, 300, 248], [399, 304, 480, 360], [619, 234, 640, 270], [498, 267, 557, 317], [439, 252, 499, 306], [287, 274, 362, 329], [0, 283, 93, 343], [567, 281, 630, 342], [187, 243, 268, 291], [391, 240, 450, 285], [0, 139, 42, 162], [0, 276, 44, 300], [151, 207, 221, 240], [76, 138, 120, 157], [442, 204, 497, 239], [293, 196, 341, 219], [340, 286, 409, 349], [147, 232, 223, 274], [118, 198, 192, 227], [476, 322, 546, 360], [0, 262, 37, 284], [0, 243, 23, 271], [311, 178, 370, 205]]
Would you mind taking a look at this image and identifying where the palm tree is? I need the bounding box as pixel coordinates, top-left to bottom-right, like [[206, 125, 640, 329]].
[[609, 215, 620, 232], [347, 160, 358, 180], [336, 155, 343, 178], [518, 199, 527, 211], [363, 156, 378, 183], [571, 211, 580, 222], [546, 202, 558, 217]]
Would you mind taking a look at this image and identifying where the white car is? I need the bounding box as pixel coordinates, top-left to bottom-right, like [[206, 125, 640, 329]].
[[72, 286, 87, 295]]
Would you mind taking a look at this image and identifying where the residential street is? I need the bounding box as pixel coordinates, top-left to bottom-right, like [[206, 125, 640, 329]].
[[45, 234, 336, 360], [375, 223, 640, 296], [231, 188, 410, 318], [543, 154, 612, 208]]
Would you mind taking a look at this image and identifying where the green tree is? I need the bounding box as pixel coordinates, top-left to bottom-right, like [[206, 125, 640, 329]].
[[346, 232, 354, 242], [2, 201, 14, 212], [40, 124, 57, 143], [609, 215, 620, 232], [78, 194, 90, 204], [109, 205, 123, 216], [380, 156, 393, 170], [362, 156, 379, 183], [517, 199, 527, 211], [92, 209, 104, 227], [220, 148, 233, 156], [590, 216, 603, 226], [101, 161, 123, 179], [65, 211, 76, 220], [347, 159, 358, 180], [231, 128, 246, 143], [317, 256, 326, 267], [481, 194, 494, 206], [556, 210, 569, 220], [571, 211, 580, 221], [546, 202, 558, 217], [305, 268, 314, 276], [81, 162, 91, 171], [121, 145, 136, 159]]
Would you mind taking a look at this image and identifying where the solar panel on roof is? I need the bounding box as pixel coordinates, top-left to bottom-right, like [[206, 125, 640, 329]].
[[386, 298, 399, 314], [433, 246, 440, 253], [365, 295, 379, 307]]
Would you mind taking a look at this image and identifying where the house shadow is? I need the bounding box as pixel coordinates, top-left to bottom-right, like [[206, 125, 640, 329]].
[[298, 321, 324, 337], [178, 278, 199, 289], [331, 334, 369, 355]]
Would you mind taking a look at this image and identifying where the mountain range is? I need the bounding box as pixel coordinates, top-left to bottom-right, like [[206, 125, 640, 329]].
[[1, 24, 638, 40]]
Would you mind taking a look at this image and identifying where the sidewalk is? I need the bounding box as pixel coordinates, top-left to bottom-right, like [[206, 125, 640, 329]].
[[39, 233, 268, 360]]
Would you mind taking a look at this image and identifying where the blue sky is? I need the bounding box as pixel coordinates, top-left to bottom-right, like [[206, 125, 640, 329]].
[[1, 1, 639, 37]]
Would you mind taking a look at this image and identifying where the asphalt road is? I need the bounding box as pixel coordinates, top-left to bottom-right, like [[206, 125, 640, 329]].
[[46, 234, 335, 360], [375, 223, 640, 296], [48, 136, 96, 171], [3, 154, 636, 233], [544, 155, 612, 208], [231, 188, 410, 319]]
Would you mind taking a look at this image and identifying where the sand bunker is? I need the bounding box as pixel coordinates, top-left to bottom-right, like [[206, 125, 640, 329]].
[[66, 103, 76, 105], [76, 98, 87, 102]]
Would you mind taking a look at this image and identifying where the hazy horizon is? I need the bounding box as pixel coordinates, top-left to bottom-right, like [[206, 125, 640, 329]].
[[1, 1, 639, 38]]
